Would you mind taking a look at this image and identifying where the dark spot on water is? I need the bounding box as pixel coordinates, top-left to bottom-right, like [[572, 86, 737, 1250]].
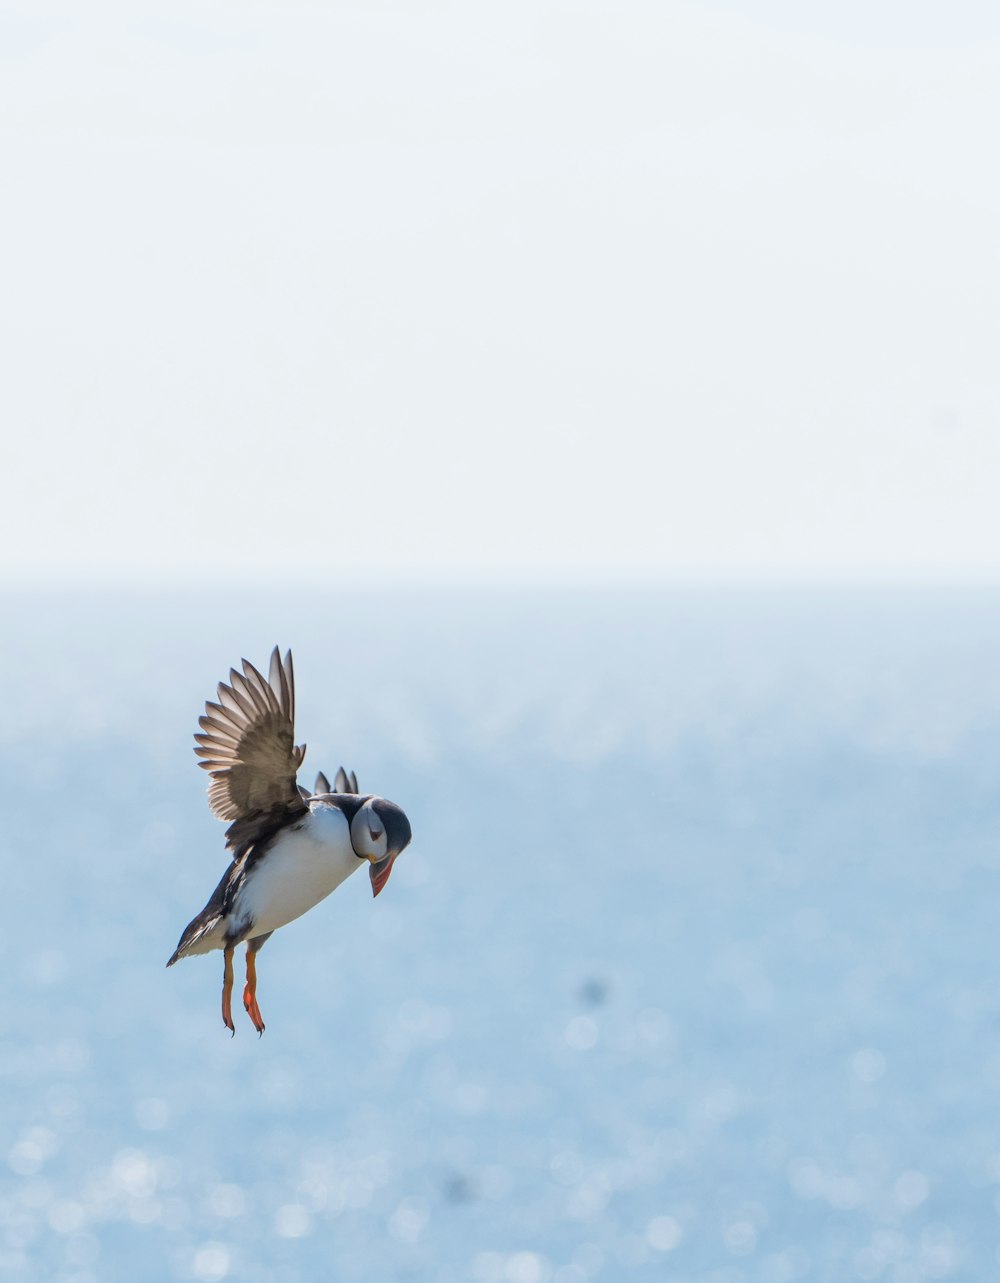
[[442, 1172, 476, 1204], [579, 977, 609, 1007]]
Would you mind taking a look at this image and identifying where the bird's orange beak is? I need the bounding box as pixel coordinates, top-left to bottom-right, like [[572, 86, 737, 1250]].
[[370, 855, 395, 897]]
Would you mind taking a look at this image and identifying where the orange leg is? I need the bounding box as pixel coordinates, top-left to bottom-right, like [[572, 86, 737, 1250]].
[[243, 944, 266, 1036], [221, 945, 235, 1035]]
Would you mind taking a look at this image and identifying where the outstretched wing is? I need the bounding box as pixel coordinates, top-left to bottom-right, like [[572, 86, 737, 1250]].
[[194, 647, 307, 855]]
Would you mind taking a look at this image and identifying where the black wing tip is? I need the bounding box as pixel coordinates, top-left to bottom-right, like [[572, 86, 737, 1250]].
[[334, 766, 361, 794]]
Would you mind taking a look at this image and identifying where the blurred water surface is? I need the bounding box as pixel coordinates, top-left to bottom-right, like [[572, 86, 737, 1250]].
[[2, 586, 1000, 1282]]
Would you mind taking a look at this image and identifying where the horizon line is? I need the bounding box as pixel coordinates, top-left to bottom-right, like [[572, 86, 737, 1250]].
[[4, 566, 1000, 593]]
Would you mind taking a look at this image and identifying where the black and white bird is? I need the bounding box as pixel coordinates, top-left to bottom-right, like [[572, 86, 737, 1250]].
[[167, 647, 412, 1035]]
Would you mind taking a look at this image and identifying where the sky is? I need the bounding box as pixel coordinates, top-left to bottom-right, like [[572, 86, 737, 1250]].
[[1, 0, 999, 584]]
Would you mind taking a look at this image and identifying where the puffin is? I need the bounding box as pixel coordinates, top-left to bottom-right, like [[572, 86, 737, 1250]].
[[167, 647, 412, 1035]]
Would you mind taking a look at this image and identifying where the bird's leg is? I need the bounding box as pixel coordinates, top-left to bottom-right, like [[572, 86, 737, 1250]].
[[243, 943, 266, 1036], [221, 945, 235, 1035]]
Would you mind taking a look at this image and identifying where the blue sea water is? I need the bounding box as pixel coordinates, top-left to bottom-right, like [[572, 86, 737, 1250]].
[[2, 586, 1000, 1283]]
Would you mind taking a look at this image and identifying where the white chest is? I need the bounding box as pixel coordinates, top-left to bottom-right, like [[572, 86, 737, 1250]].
[[232, 804, 362, 937]]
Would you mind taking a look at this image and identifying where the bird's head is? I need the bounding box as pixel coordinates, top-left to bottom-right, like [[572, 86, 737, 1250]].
[[349, 797, 412, 897]]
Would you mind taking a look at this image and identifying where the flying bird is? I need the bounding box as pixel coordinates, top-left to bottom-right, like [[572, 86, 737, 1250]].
[[167, 647, 412, 1035]]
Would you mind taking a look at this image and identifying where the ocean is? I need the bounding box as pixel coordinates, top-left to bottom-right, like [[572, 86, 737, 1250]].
[[2, 586, 999, 1282]]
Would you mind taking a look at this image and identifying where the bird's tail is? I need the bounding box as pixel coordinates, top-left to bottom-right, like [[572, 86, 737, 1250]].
[[166, 908, 225, 967]]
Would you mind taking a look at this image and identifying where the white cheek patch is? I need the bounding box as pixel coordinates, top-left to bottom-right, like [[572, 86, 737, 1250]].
[[351, 802, 388, 860]]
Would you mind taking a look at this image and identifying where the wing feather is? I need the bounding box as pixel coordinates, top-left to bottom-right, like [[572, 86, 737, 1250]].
[[239, 660, 277, 712], [194, 732, 239, 751], [270, 648, 292, 719], [216, 685, 249, 720], [203, 702, 245, 735], [194, 646, 307, 854], [226, 671, 256, 713], [284, 650, 295, 725]]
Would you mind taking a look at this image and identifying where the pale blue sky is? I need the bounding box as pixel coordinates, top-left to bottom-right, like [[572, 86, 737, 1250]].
[[2, 1, 998, 582]]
